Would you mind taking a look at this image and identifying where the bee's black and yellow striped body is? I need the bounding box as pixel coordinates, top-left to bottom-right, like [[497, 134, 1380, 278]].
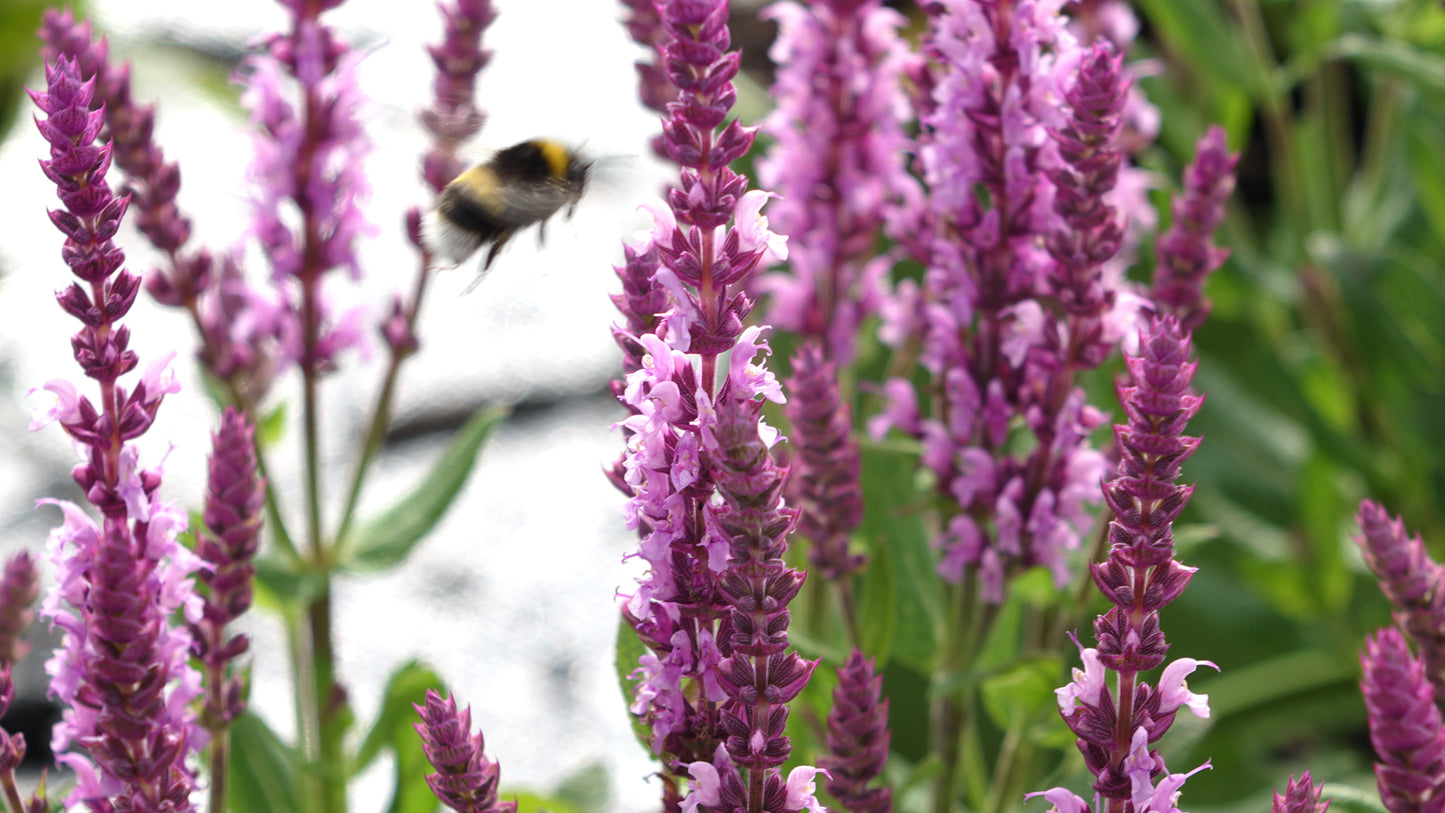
[[423, 139, 592, 276]]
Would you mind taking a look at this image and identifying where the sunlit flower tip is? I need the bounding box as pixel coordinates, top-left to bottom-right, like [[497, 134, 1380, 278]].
[[1271, 773, 1329, 813], [1024, 787, 1092, 813], [1156, 658, 1219, 718]]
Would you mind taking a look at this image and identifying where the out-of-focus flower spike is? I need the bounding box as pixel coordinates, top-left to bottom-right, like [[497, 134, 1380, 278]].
[[1152, 125, 1238, 331], [414, 690, 517, 813], [786, 341, 864, 581], [1355, 501, 1445, 705], [1361, 627, 1445, 813], [0, 552, 39, 666], [1270, 772, 1330, 813], [822, 650, 892, 813]]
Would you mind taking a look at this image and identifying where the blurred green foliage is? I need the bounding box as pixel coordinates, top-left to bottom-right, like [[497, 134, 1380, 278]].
[[0, 0, 49, 144]]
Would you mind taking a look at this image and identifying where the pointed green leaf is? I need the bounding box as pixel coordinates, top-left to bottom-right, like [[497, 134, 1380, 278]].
[[356, 660, 447, 773], [227, 712, 302, 813], [339, 405, 507, 573]]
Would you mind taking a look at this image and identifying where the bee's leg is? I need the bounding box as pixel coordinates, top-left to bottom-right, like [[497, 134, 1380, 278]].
[[483, 232, 512, 270], [536, 219, 549, 248], [566, 198, 580, 219]]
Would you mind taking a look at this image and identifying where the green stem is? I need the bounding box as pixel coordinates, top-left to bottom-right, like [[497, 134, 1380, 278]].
[[982, 719, 1027, 813], [334, 258, 431, 552], [1228, 0, 1308, 247], [932, 574, 1001, 813]]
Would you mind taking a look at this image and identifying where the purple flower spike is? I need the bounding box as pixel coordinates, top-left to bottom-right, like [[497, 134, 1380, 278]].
[[1046, 40, 1128, 369], [419, 0, 495, 195], [620, 0, 677, 161], [787, 341, 864, 581], [39, 9, 283, 408], [613, 3, 823, 808], [32, 52, 203, 812], [822, 650, 892, 813], [242, 14, 372, 375], [1355, 501, 1445, 705], [1271, 773, 1330, 813], [1361, 627, 1445, 813], [192, 408, 266, 730], [414, 690, 517, 813], [0, 552, 39, 666], [1152, 125, 1238, 331], [1044, 317, 1211, 805], [757, 0, 922, 365]]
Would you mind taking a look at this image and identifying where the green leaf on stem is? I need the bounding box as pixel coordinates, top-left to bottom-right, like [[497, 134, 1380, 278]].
[[338, 405, 507, 573], [511, 792, 581, 813], [227, 712, 303, 813], [1317, 783, 1390, 813], [252, 554, 325, 608], [1331, 34, 1445, 104], [978, 658, 1062, 734], [257, 401, 288, 449], [355, 659, 446, 773], [350, 660, 448, 813]]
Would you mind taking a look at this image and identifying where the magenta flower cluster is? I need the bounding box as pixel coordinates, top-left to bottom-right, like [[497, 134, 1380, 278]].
[[39, 10, 285, 408], [30, 53, 204, 811]]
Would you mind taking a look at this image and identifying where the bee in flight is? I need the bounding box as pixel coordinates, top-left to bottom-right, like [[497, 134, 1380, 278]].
[[423, 138, 592, 277]]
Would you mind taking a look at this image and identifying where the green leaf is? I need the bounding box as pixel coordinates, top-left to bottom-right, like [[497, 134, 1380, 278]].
[[856, 525, 898, 662], [1133, 0, 1252, 92], [1330, 34, 1445, 105], [1318, 783, 1389, 813], [227, 712, 303, 813], [553, 761, 611, 812], [339, 405, 507, 573], [1205, 648, 1355, 721], [858, 444, 940, 670], [252, 554, 325, 609], [257, 401, 288, 449], [978, 658, 1061, 733], [356, 660, 447, 773], [511, 791, 581, 813]]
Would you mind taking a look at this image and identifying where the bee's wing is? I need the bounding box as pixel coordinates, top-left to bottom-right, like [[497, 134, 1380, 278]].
[[495, 180, 579, 227]]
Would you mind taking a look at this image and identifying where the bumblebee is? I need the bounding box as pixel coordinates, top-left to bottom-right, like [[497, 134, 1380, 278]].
[[423, 139, 592, 274]]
